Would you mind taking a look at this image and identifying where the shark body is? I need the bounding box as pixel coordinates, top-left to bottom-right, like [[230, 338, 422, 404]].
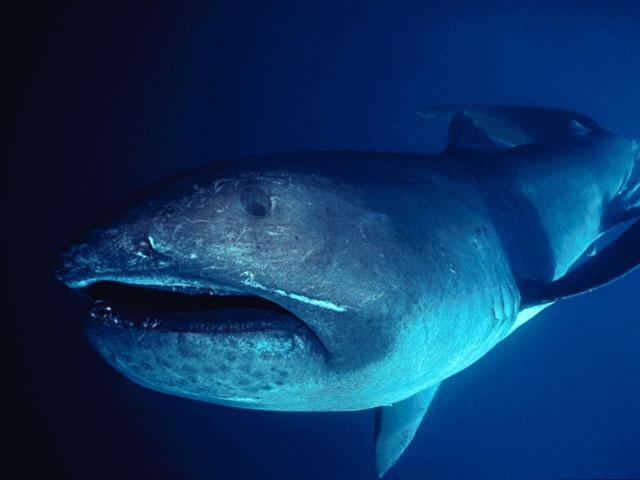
[[56, 106, 640, 476]]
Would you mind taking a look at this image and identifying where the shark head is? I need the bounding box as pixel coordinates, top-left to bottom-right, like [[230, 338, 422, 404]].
[[56, 154, 431, 411]]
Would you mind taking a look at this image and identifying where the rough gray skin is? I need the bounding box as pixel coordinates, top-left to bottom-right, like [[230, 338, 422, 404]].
[[56, 127, 639, 412]]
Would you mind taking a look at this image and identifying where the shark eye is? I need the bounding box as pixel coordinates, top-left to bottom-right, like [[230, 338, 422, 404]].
[[135, 236, 156, 258], [240, 185, 272, 217]]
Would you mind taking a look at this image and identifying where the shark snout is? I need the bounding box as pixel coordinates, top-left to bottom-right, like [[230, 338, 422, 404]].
[[54, 229, 163, 289], [54, 240, 108, 288], [54, 255, 93, 288]]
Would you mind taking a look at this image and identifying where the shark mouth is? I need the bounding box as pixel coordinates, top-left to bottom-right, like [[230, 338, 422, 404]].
[[80, 281, 322, 342]]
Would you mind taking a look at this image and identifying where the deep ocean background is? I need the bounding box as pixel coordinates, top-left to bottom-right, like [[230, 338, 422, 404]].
[[7, 1, 640, 479]]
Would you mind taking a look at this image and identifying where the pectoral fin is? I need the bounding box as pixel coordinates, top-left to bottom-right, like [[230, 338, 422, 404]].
[[374, 383, 441, 477], [521, 219, 640, 307]]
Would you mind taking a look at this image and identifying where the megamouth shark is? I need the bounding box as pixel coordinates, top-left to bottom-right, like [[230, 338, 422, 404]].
[[56, 106, 640, 476]]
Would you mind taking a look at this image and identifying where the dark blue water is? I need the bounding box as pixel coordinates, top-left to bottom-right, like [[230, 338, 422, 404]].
[[9, 2, 640, 479]]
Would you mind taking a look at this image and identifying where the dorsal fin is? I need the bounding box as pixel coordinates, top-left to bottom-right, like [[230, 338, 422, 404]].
[[419, 104, 602, 150], [446, 112, 503, 155]]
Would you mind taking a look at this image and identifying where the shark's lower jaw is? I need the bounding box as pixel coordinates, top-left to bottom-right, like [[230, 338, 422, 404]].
[[75, 281, 332, 410]]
